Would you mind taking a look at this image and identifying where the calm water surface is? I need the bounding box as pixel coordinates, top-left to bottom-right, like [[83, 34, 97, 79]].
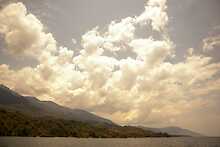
[[0, 137, 220, 147]]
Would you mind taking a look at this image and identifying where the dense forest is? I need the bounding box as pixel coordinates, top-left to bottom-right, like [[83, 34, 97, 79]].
[[0, 109, 170, 138]]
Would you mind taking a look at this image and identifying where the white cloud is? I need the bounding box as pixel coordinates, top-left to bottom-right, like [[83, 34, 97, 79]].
[[57, 46, 74, 64], [0, 2, 57, 58], [81, 27, 105, 56], [136, 0, 168, 31], [187, 48, 194, 56], [106, 17, 136, 43], [71, 38, 77, 45], [203, 34, 220, 51], [129, 38, 173, 66]]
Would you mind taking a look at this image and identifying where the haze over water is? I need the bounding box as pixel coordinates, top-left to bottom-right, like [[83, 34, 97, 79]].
[[0, 137, 220, 147]]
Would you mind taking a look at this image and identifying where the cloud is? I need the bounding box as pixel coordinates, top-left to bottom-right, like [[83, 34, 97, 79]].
[[136, 0, 168, 31], [129, 38, 173, 66], [0, 2, 57, 57], [203, 34, 220, 51], [186, 48, 194, 56], [106, 17, 136, 43], [81, 27, 105, 56], [71, 38, 77, 45], [0, 2, 220, 136]]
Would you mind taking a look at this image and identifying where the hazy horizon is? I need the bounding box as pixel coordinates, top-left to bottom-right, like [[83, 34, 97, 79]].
[[0, 0, 220, 136]]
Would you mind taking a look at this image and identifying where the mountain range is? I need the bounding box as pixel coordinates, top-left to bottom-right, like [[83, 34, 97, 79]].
[[0, 84, 113, 125], [139, 126, 202, 137], [0, 84, 201, 137]]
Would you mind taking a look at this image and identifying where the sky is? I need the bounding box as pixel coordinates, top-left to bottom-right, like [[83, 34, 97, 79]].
[[0, 0, 220, 136]]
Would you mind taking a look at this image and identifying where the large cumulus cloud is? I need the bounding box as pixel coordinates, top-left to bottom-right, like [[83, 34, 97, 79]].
[[0, 2, 56, 57]]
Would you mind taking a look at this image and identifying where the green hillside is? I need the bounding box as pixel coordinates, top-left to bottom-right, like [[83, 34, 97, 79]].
[[0, 109, 169, 138]]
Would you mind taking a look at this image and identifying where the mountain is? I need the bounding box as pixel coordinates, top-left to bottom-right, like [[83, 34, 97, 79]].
[[0, 84, 27, 104], [140, 126, 203, 137], [0, 84, 113, 125], [0, 108, 171, 137], [0, 84, 171, 137]]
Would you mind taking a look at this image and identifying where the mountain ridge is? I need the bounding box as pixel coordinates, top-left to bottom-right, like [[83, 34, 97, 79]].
[[0, 84, 114, 125], [0, 85, 171, 137], [139, 126, 203, 137], [0, 84, 200, 137]]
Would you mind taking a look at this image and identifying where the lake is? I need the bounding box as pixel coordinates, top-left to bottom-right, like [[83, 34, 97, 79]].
[[0, 137, 220, 147]]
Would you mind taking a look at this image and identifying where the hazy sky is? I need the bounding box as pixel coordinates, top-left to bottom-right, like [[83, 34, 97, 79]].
[[0, 0, 220, 136]]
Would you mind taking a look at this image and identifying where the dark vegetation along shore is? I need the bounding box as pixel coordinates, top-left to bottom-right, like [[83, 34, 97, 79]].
[[0, 84, 171, 138], [0, 109, 169, 137]]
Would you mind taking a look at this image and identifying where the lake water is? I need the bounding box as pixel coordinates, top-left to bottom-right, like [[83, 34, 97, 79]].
[[0, 137, 220, 147]]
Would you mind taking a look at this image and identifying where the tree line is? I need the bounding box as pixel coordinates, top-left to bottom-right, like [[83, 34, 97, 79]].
[[0, 109, 170, 138]]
